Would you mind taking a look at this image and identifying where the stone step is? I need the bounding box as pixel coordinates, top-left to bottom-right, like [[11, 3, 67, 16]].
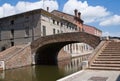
[[104, 46, 120, 49], [97, 56, 120, 58], [99, 54, 120, 56], [106, 47, 120, 48], [89, 41, 120, 70], [108, 43, 120, 44], [93, 61, 120, 64], [91, 64, 120, 67], [103, 50, 120, 51], [105, 46, 120, 48], [107, 44, 120, 45], [97, 57, 120, 59], [0, 48, 20, 60], [89, 66, 120, 70], [100, 52, 120, 54], [101, 52, 120, 54], [104, 48, 120, 51], [102, 50, 120, 52], [106, 44, 120, 45], [95, 59, 120, 61]]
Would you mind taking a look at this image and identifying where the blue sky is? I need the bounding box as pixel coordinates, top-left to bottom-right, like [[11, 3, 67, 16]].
[[0, 0, 120, 37]]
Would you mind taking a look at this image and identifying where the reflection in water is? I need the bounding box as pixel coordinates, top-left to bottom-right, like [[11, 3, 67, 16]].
[[0, 66, 33, 81], [0, 57, 84, 81], [58, 57, 82, 76], [34, 65, 65, 81]]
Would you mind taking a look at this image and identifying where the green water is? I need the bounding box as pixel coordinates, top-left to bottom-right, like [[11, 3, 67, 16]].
[[0, 57, 82, 81]]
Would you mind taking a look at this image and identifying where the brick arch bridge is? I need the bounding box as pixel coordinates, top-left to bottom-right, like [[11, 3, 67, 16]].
[[31, 32, 101, 65]]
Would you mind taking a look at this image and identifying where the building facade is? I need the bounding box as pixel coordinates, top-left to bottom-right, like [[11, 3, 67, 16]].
[[51, 10, 102, 36], [0, 9, 79, 51]]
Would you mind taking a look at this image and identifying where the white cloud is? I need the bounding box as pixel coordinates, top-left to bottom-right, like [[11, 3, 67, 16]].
[[63, 0, 110, 23], [2, 3, 16, 16], [0, 3, 16, 18], [0, 7, 3, 17], [103, 31, 120, 37], [102, 32, 110, 36], [0, 0, 58, 18], [99, 15, 120, 26]]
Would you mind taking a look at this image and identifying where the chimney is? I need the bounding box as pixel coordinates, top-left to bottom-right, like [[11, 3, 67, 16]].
[[47, 7, 49, 12], [78, 12, 81, 19], [74, 9, 78, 17]]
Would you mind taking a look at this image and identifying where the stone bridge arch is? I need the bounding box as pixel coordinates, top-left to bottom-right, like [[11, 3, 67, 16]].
[[31, 32, 101, 65]]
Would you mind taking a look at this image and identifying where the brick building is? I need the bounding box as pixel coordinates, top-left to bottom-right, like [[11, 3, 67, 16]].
[[83, 24, 102, 37], [0, 9, 78, 51], [51, 10, 102, 36]]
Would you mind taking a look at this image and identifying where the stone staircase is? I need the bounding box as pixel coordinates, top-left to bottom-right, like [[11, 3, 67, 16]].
[[0, 43, 32, 70], [89, 40, 120, 70], [0, 45, 27, 61], [0, 47, 20, 60]]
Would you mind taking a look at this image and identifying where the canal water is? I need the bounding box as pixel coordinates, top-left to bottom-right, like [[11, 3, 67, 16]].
[[0, 57, 83, 81]]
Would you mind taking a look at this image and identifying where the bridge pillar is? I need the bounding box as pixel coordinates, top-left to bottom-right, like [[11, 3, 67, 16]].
[[32, 53, 36, 65]]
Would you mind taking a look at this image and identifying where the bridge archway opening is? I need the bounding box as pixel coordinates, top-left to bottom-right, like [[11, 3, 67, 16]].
[[35, 42, 94, 65], [58, 42, 94, 61], [60, 42, 94, 54]]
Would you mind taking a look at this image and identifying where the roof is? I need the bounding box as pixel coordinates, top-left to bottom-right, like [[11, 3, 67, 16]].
[[51, 10, 84, 24], [0, 9, 42, 20], [51, 10, 102, 32], [0, 9, 62, 21], [83, 24, 102, 32], [0, 9, 77, 26]]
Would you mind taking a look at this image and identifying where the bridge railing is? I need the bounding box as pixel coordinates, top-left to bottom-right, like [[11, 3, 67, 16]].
[[88, 40, 108, 67], [5, 43, 31, 62]]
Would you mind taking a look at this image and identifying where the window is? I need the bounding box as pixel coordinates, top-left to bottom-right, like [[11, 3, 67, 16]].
[[67, 23, 69, 28], [57, 21, 59, 25], [75, 27, 77, 30], [57, 30, 59, 34], [1, 46, 6, 51], [25, 16, 29, 19], [53, 28, 55, 34], [11, 29, 14, 39], [10, 20, 14, 25], [61, 31, 63, 33], [53, 20, 55, 24], [11, 41, 14, 46], [0, 31, 1, 41], [25, 27, 29, 37], [25, 16, 29, 22], [61, 23, 63, 27], [43, 26, 46, 36]]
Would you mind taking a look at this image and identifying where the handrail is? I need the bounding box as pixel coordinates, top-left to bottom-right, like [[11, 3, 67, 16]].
[[88, 40, 108, 66], [0, 46, 17, 57], [3, 43, 31, 62]]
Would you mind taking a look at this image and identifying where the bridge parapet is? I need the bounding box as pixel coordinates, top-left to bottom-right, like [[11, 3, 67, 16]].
[[31, 32, 101, 53]]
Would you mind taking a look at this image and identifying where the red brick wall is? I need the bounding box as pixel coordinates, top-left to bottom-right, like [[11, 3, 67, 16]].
[[83, 24, 102, 37], [83, 25, 95, 35]]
